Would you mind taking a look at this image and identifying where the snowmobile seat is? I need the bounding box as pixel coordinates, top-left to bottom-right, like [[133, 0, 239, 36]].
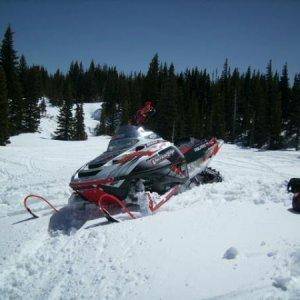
[[175, 137, 206, 153], [288, 178, 300, 213], [287, 178, 300, 193]]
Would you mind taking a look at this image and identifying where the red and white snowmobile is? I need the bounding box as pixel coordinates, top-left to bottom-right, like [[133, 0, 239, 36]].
[[24, 101, 222, 234]]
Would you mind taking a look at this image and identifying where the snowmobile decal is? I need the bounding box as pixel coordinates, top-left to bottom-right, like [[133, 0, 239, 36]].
[[114, 150, 154, 165], [150, 148, 175, 165]]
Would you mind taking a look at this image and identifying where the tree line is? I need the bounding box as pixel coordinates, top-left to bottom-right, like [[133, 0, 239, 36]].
[[0, 25, 299, 149]]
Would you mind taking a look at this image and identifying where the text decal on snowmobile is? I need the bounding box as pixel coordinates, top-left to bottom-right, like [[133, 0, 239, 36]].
[[150, 149, 175, 165]]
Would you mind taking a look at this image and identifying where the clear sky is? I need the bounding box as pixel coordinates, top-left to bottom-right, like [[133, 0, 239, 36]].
[[0, 0, 299, 79]]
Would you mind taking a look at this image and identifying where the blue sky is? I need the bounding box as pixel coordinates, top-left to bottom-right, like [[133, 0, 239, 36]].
[[0, 0, 299, 79]]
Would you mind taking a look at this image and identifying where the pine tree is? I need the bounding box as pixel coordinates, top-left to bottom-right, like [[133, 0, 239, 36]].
[[54, 81, 73, 140], [39, 98, 46, 116], [119, 77, 131, 124], [229, 68, 240, 141], [49, 69, 64, 105], [280, 63, 290, 124], [156, 63, 177, 140], [240, 67, 251, 142], [68, 61, 85, 101], [72, 103, 87, 140], [18, 55, 27, 91], [251, 73, 268, 147], [22, 66, 42, 132], [291, 74, 300, 150], [0, 66, 10, 145], [220, 59, 232, 138], [145, 54, 160, 100], [0, 25, 23, 134], [210, 86, 226, 138], [266, 61, 282, 149], [84, 60, 98, 101]]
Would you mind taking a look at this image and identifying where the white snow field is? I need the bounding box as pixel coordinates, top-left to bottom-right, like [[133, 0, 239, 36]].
[[0, 102, 300, 300]]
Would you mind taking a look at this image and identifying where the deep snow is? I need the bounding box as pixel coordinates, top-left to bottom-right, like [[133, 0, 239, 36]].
[[0, 102, 300, 299]]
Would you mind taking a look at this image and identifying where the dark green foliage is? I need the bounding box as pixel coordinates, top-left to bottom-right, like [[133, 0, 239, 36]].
[[266, 61, 282, 149], [0, 25, 23, 134], [0, 66, 9, 145], [0, 26, 299, 149], [145, 54, 160, 101], [72, 103, 87, 140], [291, 74, 300, 150], [83, 55, 296, 150], [49, 69, 64, 106], [280, 64, 290, 123], [155, 63, 177, 140], [22, 66, 42, 132], [250, 73, 267, 147], [39, 98, 46, 116], [54, 81, 74, 140]]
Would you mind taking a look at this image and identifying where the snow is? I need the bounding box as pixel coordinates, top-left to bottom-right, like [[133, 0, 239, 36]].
[[272, 276, 291, 291], [0, 101, 300, 299]]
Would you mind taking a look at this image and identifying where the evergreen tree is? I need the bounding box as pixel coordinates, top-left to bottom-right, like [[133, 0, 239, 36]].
[[18, 55, 27, 91], [220, 59, 232, 138], [251, 73, 268, 147], [0, 25, 23, 134], [84, 60, 98, 101], [229, 68, 240, 141], [145, 54, 160, 101], [291, 74, 300, 150], [23, 67, 42, 132], [280, 63, 290, 124], [0, 66, 10, 145], [49, 69, 64, 105], [68, 61, 85, 101], [266, 61, 282, 149], [72, 103, 87, 140], [210, 85, 226, 138], [119, 77, 131, 124], [54, 81, 73, 140], [39, 98, 46, 116], [240, 67, 251, 141], [156, 63, 177, 140]]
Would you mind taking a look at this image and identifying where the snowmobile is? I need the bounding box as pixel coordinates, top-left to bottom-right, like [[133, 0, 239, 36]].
[[23, 101, 223, 234]]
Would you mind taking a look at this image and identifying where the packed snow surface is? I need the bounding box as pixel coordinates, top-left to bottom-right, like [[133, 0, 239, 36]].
[[0, 102, 300, 299]]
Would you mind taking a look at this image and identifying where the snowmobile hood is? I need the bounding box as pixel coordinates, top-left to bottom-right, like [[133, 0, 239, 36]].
[[88, 125, 161, 169]]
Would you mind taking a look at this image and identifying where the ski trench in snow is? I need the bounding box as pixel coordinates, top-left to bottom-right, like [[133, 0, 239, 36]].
[[0, 102, 300, 299]]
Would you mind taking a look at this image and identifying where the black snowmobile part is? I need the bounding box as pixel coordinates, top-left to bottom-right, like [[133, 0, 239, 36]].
[[190, 167, 223, 186], [287, 178, 300, 193], [102, 207, 119, 223]]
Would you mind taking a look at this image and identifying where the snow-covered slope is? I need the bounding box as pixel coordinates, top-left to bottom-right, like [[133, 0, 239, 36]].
[[0, 103, 300, 299]]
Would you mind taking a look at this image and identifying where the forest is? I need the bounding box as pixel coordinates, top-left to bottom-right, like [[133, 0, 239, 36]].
[[0, 25, 299, 149]]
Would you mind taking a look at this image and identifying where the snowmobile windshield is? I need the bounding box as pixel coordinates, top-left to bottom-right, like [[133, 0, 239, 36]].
[[114, 125, 161, 140], [107, 138, 138, 152]]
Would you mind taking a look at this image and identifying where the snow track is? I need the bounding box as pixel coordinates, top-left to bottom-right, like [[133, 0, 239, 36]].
[[0, 102, 300, 299]]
